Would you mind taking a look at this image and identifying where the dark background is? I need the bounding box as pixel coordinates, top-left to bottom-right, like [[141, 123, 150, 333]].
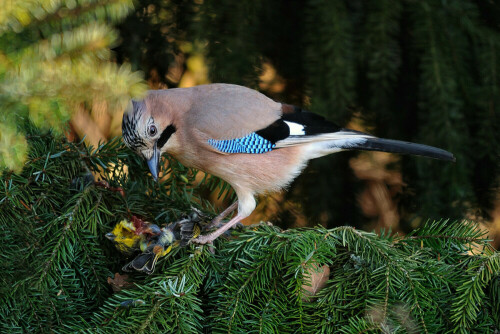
[[108, 0, 500, 243]]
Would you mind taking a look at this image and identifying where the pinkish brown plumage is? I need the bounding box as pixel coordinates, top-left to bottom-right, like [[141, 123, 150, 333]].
[[122, 83, 455, 244]]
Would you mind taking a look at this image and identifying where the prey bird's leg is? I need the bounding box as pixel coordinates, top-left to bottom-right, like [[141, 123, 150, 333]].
[[204, 201, 238, 230], [193, 214, 244, 245]]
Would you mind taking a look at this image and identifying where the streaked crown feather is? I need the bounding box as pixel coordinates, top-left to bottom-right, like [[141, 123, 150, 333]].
[[122, 101, 147, 152]]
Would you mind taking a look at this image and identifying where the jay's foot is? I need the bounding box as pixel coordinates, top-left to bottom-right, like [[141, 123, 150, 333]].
[[193, 222, 244, 244], [193, 214, 244, 245], [203, 201, 238, 231], [167, 207, 207, 246], [208, 221, 244, 231], [192, 233, 216, 245]]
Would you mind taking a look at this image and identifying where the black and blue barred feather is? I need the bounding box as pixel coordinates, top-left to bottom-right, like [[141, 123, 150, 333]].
[[208, 133, 275, 154]]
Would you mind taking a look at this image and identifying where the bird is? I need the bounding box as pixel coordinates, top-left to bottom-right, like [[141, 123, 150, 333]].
[[105, 217, 161, 255], [121, 226, 177, 274], [121, 217, 202, 274], [107, 212, 203, 274], [122, 83, 455, 245]]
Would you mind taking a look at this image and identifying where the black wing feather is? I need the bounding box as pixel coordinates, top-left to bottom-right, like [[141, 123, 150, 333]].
[[256, 105, 341, 144], [282, 106, 341, 135], [255, 119, 290, 143]]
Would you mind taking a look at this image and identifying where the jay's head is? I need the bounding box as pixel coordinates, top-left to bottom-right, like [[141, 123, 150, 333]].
[[122, 95, 177, 181]]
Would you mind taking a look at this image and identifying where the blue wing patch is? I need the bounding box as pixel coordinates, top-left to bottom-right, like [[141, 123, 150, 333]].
[[208, 133, 275, 154]]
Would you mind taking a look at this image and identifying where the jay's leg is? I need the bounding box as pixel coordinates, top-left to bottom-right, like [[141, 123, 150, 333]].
[[193, 214, 245, 244], [205, 201, 238, 230], [194, 189, 255, 245]]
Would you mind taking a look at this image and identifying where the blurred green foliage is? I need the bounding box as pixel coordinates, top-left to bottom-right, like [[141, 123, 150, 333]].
[[0, 0, 146, 171]]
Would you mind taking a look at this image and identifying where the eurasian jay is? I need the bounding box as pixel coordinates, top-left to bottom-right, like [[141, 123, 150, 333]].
[[122, 83, 455, 244]]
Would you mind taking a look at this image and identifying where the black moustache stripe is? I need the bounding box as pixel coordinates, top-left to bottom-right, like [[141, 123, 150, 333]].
[[157, 124, 176, 149]]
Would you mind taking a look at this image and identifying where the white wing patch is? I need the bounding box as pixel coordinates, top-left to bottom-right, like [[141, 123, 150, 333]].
[[284, 121, 305, 135]]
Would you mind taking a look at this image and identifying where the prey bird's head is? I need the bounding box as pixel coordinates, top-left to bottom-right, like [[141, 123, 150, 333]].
[[122, 94, 177, 181]]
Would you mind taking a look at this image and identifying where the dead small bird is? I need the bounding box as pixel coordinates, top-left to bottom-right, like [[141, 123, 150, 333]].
[[106, 210, 205, 274], [105, 216, 161, 255]]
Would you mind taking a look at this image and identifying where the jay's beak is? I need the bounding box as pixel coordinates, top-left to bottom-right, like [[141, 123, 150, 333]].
[[147, 143, 160, 181]]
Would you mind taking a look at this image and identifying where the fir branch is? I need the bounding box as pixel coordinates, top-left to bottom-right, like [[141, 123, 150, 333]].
[[400, 267, 428, 334], [382, 264, 390, 322], [1, 125, 499, 333], [137, 299, 162, 334], [339, 316, 381, 334], [35, 185, 90, 288], [407, 235, 485, 242], [226, 251, 274, 333], [450, 251, 500, 331], [257, 278, 278, 334]]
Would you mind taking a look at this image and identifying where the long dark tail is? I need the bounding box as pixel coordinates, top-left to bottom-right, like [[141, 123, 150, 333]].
[[344, 137, 455, 161], [277, 129, 455, 161]]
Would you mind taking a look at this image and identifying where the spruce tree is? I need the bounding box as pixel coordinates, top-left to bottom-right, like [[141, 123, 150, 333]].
[[0, 121, 498, 333], [2, 1, 500, 333]]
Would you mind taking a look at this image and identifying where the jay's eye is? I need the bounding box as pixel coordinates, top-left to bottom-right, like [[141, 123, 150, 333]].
[[148, 124, 157, 137]]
